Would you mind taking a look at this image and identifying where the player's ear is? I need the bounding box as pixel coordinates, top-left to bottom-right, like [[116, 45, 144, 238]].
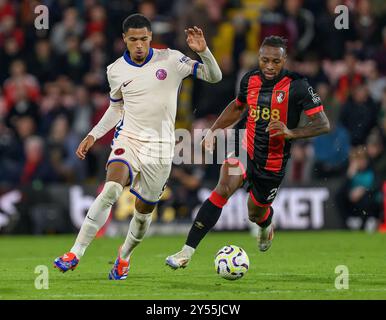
[[122, 33, 127, 44], [282, 52, 287, 64]]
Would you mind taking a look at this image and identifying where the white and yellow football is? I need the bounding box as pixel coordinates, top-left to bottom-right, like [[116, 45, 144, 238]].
[[214, 245, 249, 280]]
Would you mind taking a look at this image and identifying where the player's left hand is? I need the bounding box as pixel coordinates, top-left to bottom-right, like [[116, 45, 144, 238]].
[[185, 26, 207, 53], [266, 120, 294, 140]]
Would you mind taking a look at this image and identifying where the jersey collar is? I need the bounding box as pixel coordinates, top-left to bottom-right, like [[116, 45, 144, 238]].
[[123, 48, 154, 67]]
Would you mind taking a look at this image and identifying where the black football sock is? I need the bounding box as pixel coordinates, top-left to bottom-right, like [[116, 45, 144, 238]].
[[185, 191, 227, 249], [257, 206, 274, 228]]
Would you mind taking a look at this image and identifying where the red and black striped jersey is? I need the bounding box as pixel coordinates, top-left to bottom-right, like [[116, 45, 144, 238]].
[[236, 68, 324, 176]]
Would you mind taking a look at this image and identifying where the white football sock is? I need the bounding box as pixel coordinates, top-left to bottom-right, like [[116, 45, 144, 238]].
[[70, 181, 123, 258], [120, 209, 152, 261]]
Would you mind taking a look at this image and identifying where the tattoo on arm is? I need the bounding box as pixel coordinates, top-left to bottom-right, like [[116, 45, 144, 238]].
[[290, 111, 330, 140]]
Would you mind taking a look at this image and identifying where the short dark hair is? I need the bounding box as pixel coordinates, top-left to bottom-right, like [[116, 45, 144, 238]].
[[122, 14, 151, 33], [261, 36, 287, 53]]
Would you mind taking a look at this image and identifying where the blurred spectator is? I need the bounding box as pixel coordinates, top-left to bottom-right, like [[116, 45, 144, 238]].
[[315, 83, 340, 123], [0, 37, 23, 83], [366, 130, 386, 182], [59, 35, 90, 84], [373, 26, 386, 75], [39, 82, 71, 135], [86, 5, 107, 37], [0, 0, 15, 21], [20, 136, 58, 185], [0, 119, 22, 185], [82, 31, 106, 53], [352, 0, 379, 49], [72, 86, 94, 137], [3, 60, 40, 111], [139, 0, 174, 48], [0, 14, 24, 49], [47, 116, 86, 183], [315, 0, 357, 60], [340, 84, 379, 146], [378, 87, 386, 135], [169, 162, 205, 220], [104, 0, 136, 37], [336, 146, 381, 231], [28, 39, 59, 83], [50, 7, 85, 55], [19, 0, 50, 52], [191, 56, 236, 118], [230, 13, 250, 71], [176, 0, 221, 53], [5, 83, 40, 131], [312, 106, 350, 179], [313, 124, 350, 179], [296, 54, 330, 88], [285, 141, 313, 184], [284, 0, 315, 58], [335, 51, 364, 104], [259, 0, 292, 51], [366, 61, 386, 103]]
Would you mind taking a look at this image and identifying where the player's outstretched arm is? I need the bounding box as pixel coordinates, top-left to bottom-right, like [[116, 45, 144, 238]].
[[202, 99, 247, 153], [76, 135, 95, 160], [266, 110, 330, 140], [185, 26, 222, 83]]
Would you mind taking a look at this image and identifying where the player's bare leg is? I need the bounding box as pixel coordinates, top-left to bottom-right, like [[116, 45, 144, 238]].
[[54, 162, 129, 273], [247, 197, 274, 252], [166, 161, 244, 269], [109, 197, 155, 280]]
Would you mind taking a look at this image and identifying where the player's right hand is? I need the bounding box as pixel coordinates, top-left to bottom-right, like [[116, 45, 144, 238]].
[[76, 135, 95, 160], [201, 129, 215, 154]]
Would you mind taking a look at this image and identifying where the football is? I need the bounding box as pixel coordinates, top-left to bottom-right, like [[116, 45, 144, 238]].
[[214, 245, 249, 280]]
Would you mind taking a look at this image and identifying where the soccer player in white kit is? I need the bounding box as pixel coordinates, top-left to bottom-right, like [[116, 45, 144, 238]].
[[53, 14, 222, 279]]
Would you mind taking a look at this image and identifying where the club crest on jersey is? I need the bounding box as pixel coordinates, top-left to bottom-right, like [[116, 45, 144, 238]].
[[114, 148, 125, 155], [156, 69, 167, 80], [275, 90, 286, 104]]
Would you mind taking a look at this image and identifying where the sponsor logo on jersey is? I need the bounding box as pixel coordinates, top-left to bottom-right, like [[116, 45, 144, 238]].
[[156, 69, 167, 80], [114, 148, 125, 155]]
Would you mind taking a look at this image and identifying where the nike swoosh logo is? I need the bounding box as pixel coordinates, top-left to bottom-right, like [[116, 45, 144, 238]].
[[87, 216, 96, 222], [123, 80, 133, 87]]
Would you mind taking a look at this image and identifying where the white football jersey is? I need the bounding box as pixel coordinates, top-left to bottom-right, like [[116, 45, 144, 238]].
[[107, 48, 199, 159]]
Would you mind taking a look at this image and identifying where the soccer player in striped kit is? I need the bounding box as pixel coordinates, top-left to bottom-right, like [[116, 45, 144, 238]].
[[166, 36, 330, 269], [54, 14, 222, 279]]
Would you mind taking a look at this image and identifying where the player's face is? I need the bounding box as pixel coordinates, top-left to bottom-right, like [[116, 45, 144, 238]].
[[122, 27, 152, 63], [258, 46, 286, 80]]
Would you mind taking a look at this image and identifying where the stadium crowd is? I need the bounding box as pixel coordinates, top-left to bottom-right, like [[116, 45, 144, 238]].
[[0, 0, 386, 230]]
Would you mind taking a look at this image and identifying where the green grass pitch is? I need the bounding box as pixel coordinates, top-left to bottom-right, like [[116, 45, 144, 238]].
[[0, 231, 385, 300]]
